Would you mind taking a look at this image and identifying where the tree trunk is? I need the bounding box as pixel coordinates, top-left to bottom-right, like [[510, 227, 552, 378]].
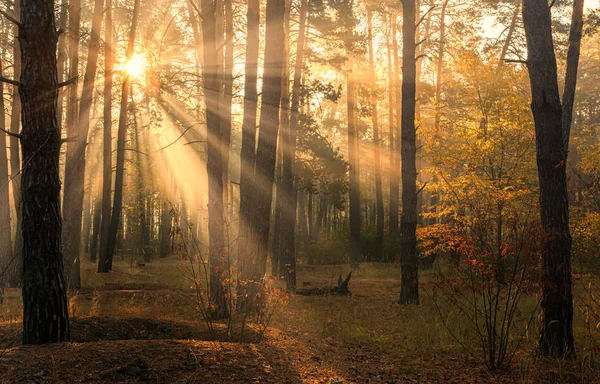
[[388, 13, 400, 259], [20, 0, 70, 344], [99, 0, 114, 273], [8, 0, 22, 287], [222, 0, 234, 216], [102, 0, 140, 273], [56, 0, 67, 126], [63, 0, 104, 287], [498, 3, 520, 68], [238, 0, 285, 312], [368, 9, 384, 262], [237, 0, 260, 306], [90, 193, 101, 262], [522, 0, 580, 358], [399, 0, 419, 305], [159, 201, 171, 258], [201, 0, 229, 319], [133, 109, 152, 263], [63, 0, 82, 289], [279, 0, 307, 290], [347, 64, 360, 268], [0, 57, 12, 286]]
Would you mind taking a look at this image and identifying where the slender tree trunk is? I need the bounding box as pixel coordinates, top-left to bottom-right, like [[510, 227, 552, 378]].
[[103, 0, 140, 272], [347, 62, 360, 268], [133, 109, 151, 262], [388, 13, 400, 258], [368, 9, 384, 262], [237, 0, 260, 305], [434, 0, 449, 132], [0, 57, 12, 286], [99, 0, 114, 272], [159, 201, 171, 258], [8, 0, 22, 287], [399, 0, 419, 305], [498, 3, 520, 68], [280, 0, 307, 290], [201, 0, 229, 319], [63, 0, 82, 289], [20, 0, 70, 344], [222, 0, 234, 216], [522, 0, 581, 358], [239, 0, 285, 312], [90, 192, 101, 262]]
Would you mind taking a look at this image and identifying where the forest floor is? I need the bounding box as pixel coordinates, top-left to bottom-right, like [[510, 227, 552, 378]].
[[0, 259, 598, 383]]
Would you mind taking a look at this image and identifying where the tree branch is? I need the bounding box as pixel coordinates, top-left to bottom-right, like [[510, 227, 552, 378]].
[[61, 136, 78, 145], [0, 127, 21, 140], [0, 9, 21, 28], [504, 59, 528, 65], [58, 76, 79, 89], [0, 76, 20, 87], [417, 6, 436, 28], [417, 182, 428, 196]]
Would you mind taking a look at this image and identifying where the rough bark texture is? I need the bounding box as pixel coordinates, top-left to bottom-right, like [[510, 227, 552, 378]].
[[63, 0, 82, 289], [98, 0, 113, 273], [63, 0, 104, 288], [20, 0, 70, 344], [201, 0, 229, 319], [368, 9, 384, 262], [238, 0, 285, 312], [522, 0, 576, 358], [399, 0, 419, 305], [103, 0, 140, 272]]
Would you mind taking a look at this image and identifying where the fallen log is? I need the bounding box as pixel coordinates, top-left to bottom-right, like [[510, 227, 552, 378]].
[[296, 272, 352, 296]]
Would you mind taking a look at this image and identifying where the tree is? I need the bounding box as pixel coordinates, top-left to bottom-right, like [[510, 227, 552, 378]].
[[19, 0, 70, 344], [280, 0, 309, 290], [201, 0, 229, 319], [388, 11, 400, 257], [101, 0, 141, 272], [0, 57, 12, 286], [367, 8, 384, 263], [522, 0, 584, 357], [99, 0, 114, 272], [238, 0, 286, 311], [399, 0, 419, 305], [63, 0, 82, 289], [63, 0, 104, 289]]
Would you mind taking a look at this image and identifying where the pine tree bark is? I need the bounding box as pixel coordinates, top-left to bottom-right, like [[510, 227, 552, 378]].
[[102, 0, 140, 272], [399, 0, 419, 305], [20, 0, 70, 344], [522, 0, 581, 358], [201, 0, 229, 319], [368, 9, 384, 262], [98, 0, 114, 272]]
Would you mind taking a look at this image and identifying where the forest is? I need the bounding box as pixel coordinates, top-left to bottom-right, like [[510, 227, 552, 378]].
[[0, 0, 599, 382]]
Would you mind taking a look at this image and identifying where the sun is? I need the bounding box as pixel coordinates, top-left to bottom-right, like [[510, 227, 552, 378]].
[[125, 54, 147, 80]]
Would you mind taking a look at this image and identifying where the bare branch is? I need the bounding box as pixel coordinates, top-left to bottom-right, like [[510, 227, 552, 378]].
[[504, 59, 528, 65], [0, 127, 21, 140], [0, 9, 21, 28], [417, 182, 428, 196], [58, 76, 79, 89], [417, 6, 436, 28], [0, 76, 20, 87]]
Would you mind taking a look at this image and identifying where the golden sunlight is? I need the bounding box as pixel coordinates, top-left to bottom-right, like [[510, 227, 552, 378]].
[[124, 53, 147, 80]]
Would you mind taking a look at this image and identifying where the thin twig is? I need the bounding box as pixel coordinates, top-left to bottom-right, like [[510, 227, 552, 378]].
[[0, 127, 21, 139], [0, 76, 20, 87]]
